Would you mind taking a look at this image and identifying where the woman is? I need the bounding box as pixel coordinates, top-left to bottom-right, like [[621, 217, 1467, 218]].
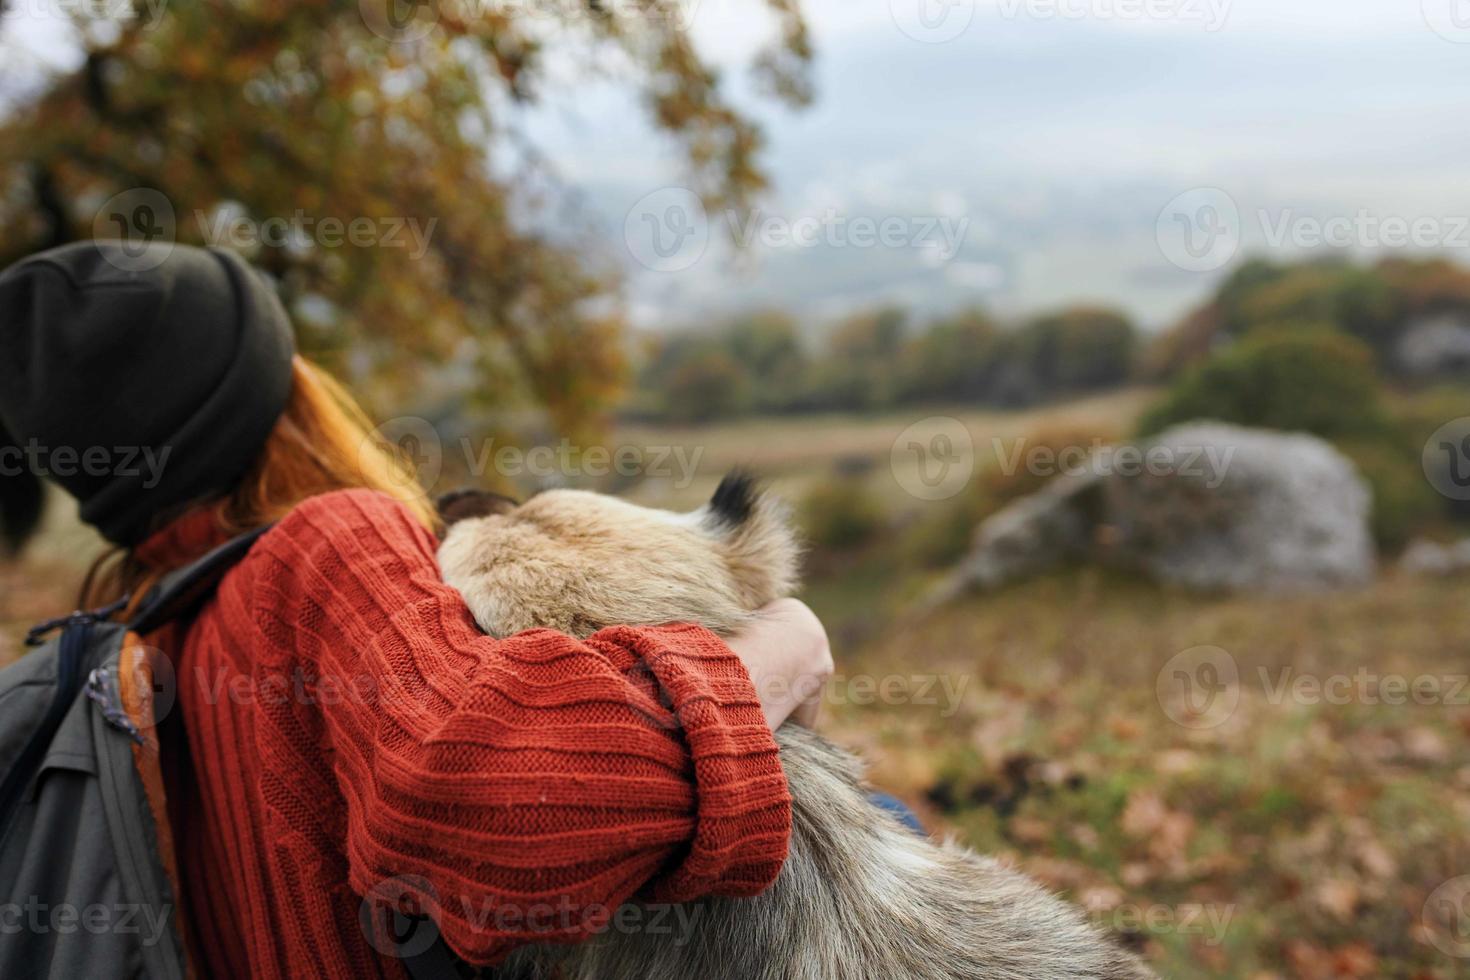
[[0, 241, 831, 977]]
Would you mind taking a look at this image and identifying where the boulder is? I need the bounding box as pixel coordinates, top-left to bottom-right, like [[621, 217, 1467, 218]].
[[1399, 537, 1470, 577], [948, 423, 1376, 594], [1394, 315, 1470, 380]]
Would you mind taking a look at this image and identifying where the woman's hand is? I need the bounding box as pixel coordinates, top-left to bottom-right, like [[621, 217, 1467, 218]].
[[726, 598, 834, 731]]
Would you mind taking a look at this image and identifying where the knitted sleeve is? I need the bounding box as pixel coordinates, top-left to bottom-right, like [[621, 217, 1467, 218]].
[[245, 488, 791, 965]]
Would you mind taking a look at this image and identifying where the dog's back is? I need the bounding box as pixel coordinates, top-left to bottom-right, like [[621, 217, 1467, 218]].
[[438, 476, 1156, 979]]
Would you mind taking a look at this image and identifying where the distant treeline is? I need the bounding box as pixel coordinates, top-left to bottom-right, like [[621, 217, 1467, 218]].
[[628, 256, 1470, 423], [628, 307, 1137, 423]]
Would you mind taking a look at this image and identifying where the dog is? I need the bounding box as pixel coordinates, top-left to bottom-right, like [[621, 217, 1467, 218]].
[[436, 474, 1157, 980]]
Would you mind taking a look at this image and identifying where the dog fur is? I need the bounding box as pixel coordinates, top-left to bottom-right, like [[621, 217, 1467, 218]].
[[437, 475, 1157, 980]]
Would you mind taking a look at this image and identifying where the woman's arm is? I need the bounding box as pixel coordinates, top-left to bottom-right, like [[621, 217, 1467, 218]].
[[244, 489, 800, 965]]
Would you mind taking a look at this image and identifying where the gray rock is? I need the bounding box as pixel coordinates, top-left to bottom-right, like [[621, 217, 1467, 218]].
[[1394, 315, 1470, 379], [1399, 537, 1470, 576], [952, 470, 1101, 589], [949, 423, 1377, 594]]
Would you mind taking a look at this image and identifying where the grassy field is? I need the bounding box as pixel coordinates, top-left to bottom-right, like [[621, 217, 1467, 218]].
[[3, 389, 1468, 978], [619, 391, 1470, 977]]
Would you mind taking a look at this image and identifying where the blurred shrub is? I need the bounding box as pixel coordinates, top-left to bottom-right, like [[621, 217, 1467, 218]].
[[980, 423, 1124, 506], [1337, 439, 1443, 553], [799, 479, 887, 553], [1146, 255, 1470, 381], [1014, 308, 1138, 394], [1137, 328, 1389, 440], [1385, 385, 1470, 525], [635, 304, 1139, 422], [897, 309, 1001, 404], [900, 490, 993, 569], [808, 308, 908, 412], [899, 423, 1121, 569]]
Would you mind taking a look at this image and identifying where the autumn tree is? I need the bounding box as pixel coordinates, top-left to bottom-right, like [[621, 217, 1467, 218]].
[[0, 0, 811, 437]]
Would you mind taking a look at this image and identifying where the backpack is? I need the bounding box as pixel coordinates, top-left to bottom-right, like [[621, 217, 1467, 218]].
[[0, 527, 268, 980]]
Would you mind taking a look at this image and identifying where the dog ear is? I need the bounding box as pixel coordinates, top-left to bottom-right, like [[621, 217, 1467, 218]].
[[436, 489, 519, 528], [707, 470, 758, 527]]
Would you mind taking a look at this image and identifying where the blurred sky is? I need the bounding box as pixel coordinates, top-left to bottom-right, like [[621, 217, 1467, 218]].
[[7, 0, 1470, 333], [524, 0, 1470, 332]]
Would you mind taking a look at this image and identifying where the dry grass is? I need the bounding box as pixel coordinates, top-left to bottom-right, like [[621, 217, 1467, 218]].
[[816, 566, 1470, 978]]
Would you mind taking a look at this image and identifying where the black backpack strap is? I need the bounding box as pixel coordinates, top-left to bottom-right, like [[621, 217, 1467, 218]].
[[392, 912, 471, 980], [127, 524, 274, 635], [3, 525, 272, 843], [0, 618, 102, 842]]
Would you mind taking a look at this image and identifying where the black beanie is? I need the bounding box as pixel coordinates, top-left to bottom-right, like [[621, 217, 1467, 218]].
[[0, 240, 296, 550]]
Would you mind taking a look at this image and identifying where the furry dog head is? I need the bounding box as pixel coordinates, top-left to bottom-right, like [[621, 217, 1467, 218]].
[[437, 473, 801, 640]]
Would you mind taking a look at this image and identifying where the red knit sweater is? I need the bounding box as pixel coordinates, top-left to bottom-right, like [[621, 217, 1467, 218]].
[[141, 488, 792, 978]]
